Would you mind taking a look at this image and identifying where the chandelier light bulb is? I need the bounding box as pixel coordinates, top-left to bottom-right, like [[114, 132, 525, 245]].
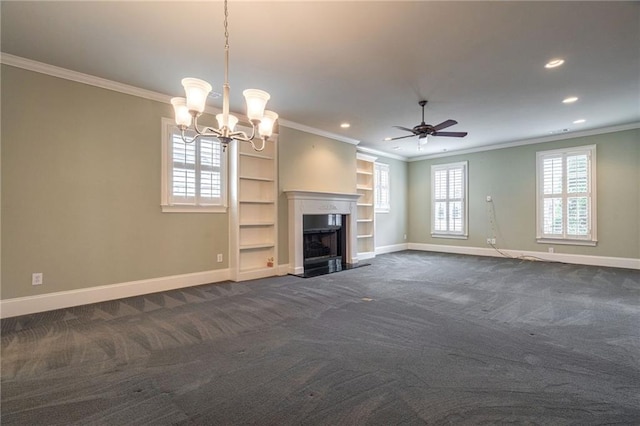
[[243, 89, 271, 121], [182, 78, 213, 113], [259, 110, 279, 138], [171, 97, 192, 128], [216, 113, 239, 131]]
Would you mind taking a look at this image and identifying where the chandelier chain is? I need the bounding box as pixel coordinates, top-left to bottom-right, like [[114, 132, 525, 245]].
[[224, 0, 229, 50]]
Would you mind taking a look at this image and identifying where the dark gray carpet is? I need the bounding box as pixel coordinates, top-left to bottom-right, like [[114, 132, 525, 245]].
[[2, 251, 639, 425]]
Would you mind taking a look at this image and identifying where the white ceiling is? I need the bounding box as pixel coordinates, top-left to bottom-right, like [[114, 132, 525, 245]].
[[2, 1, 639, 159]]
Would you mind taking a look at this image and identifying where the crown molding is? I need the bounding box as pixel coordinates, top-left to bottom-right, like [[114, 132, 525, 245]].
[[408, 122, 640, 162], [1, 52, 172, 104], [278, 119, 360, 146], [357, 145, 408, 161], [1, 53, 351, 144]]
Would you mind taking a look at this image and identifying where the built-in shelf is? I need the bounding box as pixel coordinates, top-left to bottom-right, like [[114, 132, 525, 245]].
[[356, 153, 377, 259], [239, 176, 275, 182], [239, 243, 275, 250], [230, 133, 279, 281], [240, 222, 275, 227], [239, 152, 274, 160], [239, 199, 275, 204]]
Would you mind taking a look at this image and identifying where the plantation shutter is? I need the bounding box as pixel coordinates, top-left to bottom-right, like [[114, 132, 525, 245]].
[[375, 163, 390, 212], [432, 162, 467, 236], [537, 145, 595, 242], [169, 128, 224, 206]]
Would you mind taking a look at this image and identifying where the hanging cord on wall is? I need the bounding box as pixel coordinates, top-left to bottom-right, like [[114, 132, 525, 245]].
[[486, 197, 558, 263]]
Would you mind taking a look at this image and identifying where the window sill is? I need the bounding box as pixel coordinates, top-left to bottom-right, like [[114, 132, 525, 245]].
[[537, 238, 597, 247], [431, 233, 468, 240], [162, 205, 227, 214], [375, 209, 390, 214]]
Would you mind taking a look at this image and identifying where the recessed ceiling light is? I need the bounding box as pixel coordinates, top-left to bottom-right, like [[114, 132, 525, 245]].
[[573, 119, 586, 124], [545, 58, 565, 69], [340, 123, 350, 128], [562, 96, 578, 104], [384, 137, 392, 141]]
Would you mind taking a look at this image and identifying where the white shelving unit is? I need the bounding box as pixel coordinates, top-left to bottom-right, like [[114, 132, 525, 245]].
[[356, 153, 377, 260], [229, 135, 278, 281]]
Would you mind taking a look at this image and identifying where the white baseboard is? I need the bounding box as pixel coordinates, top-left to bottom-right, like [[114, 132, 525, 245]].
[[0, 269, 230, 319], [376, 243, 409, 255], [408, 243, 640, 270]]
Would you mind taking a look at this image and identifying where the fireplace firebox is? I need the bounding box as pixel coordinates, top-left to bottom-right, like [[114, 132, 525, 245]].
[[303, 214, 346, 271]]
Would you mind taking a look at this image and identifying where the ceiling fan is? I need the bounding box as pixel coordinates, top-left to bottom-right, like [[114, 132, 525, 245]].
[[388, 100, 467, 148]]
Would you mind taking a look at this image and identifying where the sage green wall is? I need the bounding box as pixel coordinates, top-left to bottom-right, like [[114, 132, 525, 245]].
[[1, 65, 229, 300], [375, 156, 408, 248], [408, 129, 640, 259], [277, 126, 357, 263]]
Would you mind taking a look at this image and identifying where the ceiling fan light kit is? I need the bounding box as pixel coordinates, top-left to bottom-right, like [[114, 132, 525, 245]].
[[389, 100, 467, 150], [170, 0, 277, 152]]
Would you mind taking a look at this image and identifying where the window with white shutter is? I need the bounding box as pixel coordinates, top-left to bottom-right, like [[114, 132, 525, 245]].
[[374, 162, 390, 213], [431, 161, 468, 238], [536, 145, 596, 245], [161, 118, 227, 213]]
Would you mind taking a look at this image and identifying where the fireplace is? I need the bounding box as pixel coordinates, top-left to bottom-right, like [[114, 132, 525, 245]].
[[303, 214, 346, 272], [284, 190, 360, 276]]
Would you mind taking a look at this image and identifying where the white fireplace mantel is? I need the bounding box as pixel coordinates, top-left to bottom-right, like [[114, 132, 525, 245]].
[[284, 190, 360, 275]]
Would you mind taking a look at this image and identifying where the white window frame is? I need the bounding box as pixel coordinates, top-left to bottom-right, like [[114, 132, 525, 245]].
[[374, 162, 390, 213], [161, 118, 227, 213], [431, 161, 468, 239], [536, 144, 597, 245]]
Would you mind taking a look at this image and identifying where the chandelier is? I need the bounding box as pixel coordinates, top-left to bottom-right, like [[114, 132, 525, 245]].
[[170, 0, 277, 152]]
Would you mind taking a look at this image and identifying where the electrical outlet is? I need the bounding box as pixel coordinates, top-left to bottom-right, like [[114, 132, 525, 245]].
[[486, 195, 492, 202], [217, 254, 223, 263], [486, 238, 492, 245], [548, 247, 554, 253], [403, 234, 407, 240], [32, 273, 43, 286], [491, 238, 496, 245]]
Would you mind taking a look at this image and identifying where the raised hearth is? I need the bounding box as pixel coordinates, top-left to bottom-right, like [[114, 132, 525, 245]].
[[284, 190, 360, 276]]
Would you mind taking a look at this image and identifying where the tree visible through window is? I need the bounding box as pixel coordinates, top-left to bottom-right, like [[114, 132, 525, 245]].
[[536, 145, 596, 243], [431, 161, 468, 237]]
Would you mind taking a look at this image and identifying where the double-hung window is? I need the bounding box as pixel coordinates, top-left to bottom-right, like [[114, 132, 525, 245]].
[[536, 145, 596, 244], [161, 118, 227, 213], [374, 162, 390, 213], [431, 161, 468, 238]]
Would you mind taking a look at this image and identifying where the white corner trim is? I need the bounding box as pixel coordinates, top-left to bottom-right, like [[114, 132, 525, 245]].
[[279, 119, 361, 146], [0, 269, 230, 319], [407, 243, 640, 270], [375, 243, 409, 255], [408, 122, 640, 162], [277, 264, 290, 276]]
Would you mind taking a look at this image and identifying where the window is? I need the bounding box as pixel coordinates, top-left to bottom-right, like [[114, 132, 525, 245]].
[[431, 161, 468, 238], [536, 145, 596, 244], [161, 118, 227, 213], [374, 162, 390, 213]]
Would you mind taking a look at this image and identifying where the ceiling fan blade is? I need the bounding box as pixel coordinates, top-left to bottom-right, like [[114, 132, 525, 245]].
[[387, 134, 417, 141], [392, 126, 416, 133], [432, 131, 468, 137], [432, 119, 458, 131]]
